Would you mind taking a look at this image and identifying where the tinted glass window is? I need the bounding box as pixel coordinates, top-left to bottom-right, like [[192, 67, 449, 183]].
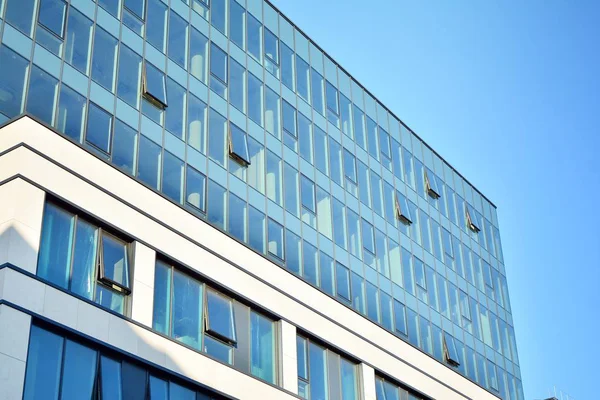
[[0, 45, 28, 118], [23, 326, 64, 400], [85, 103, 113, 154], [38, 0, 67, 37]]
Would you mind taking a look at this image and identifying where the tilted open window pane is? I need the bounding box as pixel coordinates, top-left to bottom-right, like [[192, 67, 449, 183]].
[[229, 123, 250, 166], [205, 289, 237, 344], [466, 204, 481, 233], [443, 331, 460, 366], [425, 168, 441, 199], [395, 191, 412, 224], [98, 232, 130, 292], [38, 0, 67, 38], [143, 63, 168, 109]]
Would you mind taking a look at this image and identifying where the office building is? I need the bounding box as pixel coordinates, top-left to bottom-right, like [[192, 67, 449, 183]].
[[0, 0, 523, 398]]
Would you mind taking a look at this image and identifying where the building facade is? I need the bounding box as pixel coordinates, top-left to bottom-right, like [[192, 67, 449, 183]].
[[0, 0, 524, 398]]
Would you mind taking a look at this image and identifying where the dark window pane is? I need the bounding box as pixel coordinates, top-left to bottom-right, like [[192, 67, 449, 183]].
[[207, 179, 226, 229], [308, 343, 328, 400], [122, 361, 148, 400], [366, 282, 380, 323], [5, 0, 36, 35], [168, 12, 188, 67], [56, 85, 86, 142], [336, 263, 351, 302], [169, 383, 196, 400], [319, 253, 335, 295], [248, 206, 266, 253], [23, 326, 64, 400], [38, 0, 67, 37], [100, 356, 123, 400], [351, 272, 365, 314], [100, 233, 129, 288], [303, 241, 318, 286], [162, 151, 184, 204], [112, 120, 138, 175], [394, 300, 407, 336], [149, 376, 168, 400], [137, 136, 162, 189], [0, 45, 28, 118], [185, 166, 206, 212], [70, 219, 98, 300], [37, 203, 74, 288], [296, 336, 308, 379], [86, 103, 113, 154], [27, 65, 59, 125], [117, 46, 142, 109], [91, 27, 118, 91], [228, 194, 247, 242], [172, 270, 202, 349], [285, 230, 302, 275], [210, 43, 228, 83], [124, 0, 144, 19], [146, 0, 167, 52], [60, 339, 98, 400]]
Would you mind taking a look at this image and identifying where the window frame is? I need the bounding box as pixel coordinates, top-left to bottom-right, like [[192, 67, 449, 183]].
[[466, 204, 481, 233], [97, 229, 132, 294], [395, 192, 412, 225], [424, 168, 441, 199], [443, 332, 461, 367], [142, 62, 168, 109], [228, 122, 251, 166], [204, 288, 237, 345]]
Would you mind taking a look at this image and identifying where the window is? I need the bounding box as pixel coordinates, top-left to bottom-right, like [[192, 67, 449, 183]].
[[112, 120, 137, 175], [281, 43, 295, 91], [143, 62, 168, 108], [85, 103, 113, 155], [366, 117, 379, 160], [343, 149, 357, 186], [466, 204, 481, 232], [37, 202, 131, 313], [229, 59, 245, 112], [247, 72, 263, 126], [311, 69, 324, 115], [229, 0, 245, 49], [56, 85, 86, 142], [375, 376, 427, 400], [26, 65, 59, 125], [207, 179, 226, 230], [168, 11, 188, 68], [329, 137, 343, 186], [425, 168, 441, 199], [395, 191, 412, 225], [186, 166, 206, 213], [326, 81, 340, 125], [161, 151, 184, 204], [336, 262, 351, 302], [444, 332, 461, 366], [137, 135, 162, 190], [147, 0, 167, 52], [298, 113, 313, 163], [64, 9, 93, 74], [91, 27, 118, 92], [297, 335, 358, 400], [190, 28, 208, 83], [264, 28, 279, 76], [229, 123, 250, 166], [118, 45, 143, 109], [265, 88, 280, 138], [210, 0, 226, 34], [296, 55, 310, 103], [36, 0, 67, 55], [123, 0, 145, 34], [340, 94, 352, 138], [247, 13, 262, 61], [393, 300, 407, 336], [210, 43, 228, 98], [282, 100, 297, 138], [153, 261, 278, 383], [165, 79, 186, 139], [24, 324, 226, 399], [268, 218, 284, 260]]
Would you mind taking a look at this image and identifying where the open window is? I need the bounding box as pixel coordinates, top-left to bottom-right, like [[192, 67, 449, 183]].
[[466, 204, 481, 233], [229, 123, 251, 166], [142, 62, 168, 109], [204, 289, 237, 344], [425, 168, 441, 199], [97, 230, 132, 294], [443, 332, 460, 367], [395, 191, 412, 225]]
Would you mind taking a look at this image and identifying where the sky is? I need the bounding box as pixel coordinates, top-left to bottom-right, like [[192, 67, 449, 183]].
[[271, 1, 600, 399]]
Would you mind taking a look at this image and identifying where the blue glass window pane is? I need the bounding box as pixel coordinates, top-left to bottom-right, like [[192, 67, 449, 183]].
[[285, 230, 301, 275], [118, 46, 142, 109], [124, 0, 145, 20], [147, 0, 167, 53], [38, 0, 67, 37], [208, 109, 227, 166], [308, 343, 328, 400], [23, 326, 64, 400], [265, 88, 280, 138], [64, 9, 93, 74], [250, 312, 275, 383], [204, 335, 232, 364], [190, 28, 208, 83], [329, 137, 343, 186], [121, 362, 148, 400], [169, 383, 196, 400], [168, 11, 188, 67], [5, 0, 36, 36], [149, 376, 168, 400], [336, 262, 351, 302], [406, 308, 419, 347], [56, 85, 86, 142], [248, 206, 266, 253], [207, 179, 226, 230], [162, 151, 184, 203], [144, 62, 167, 108], [267, 218, 284, 260], [314, 126, 328, 175], [152, 261, 172, 335], [351, 272, 365, 314], [340, 359, 357, 400], [210, 43, 227, 97], [95, 284, 125, 313], [247, 73, 263, 126], [229, 123, 250, 165], [340, 94, 352, 138], [296, 336, 308, 380], [112, 120, 137, 175], [185, 166, 206, 212], [281, 43, 294, 91], [0, 45, 28, 118], [26, 65, 59, 125], [230, 0, 245, 49], [301, 175, 316, 213], [210, 0, 226, 33], [188, 94, 207, 153], [298, 113, 312, 163], [86, 103, 113, 154], [320, 252, 335, 295], [91, 27, 118, 91], [37, 203, 74, 288], [60, 340, 98, 400], [100, 356, 123, 400], [228, 193, 247, 242], [266, 151, 282, 205], [100, 232, 129, 289], [311, 69, 324, 115], [247, 13, 261, 61], [380, 291, 394, 331], [326, 81, 339, 118], [70, 219, 98, 300], [172, 269, 203, 349], [230, 59, 245, 112], [366, 282, 380, 323], [282, 100, 296, 137], [303, 241, 318, 286], [296, 55, 310, 103], [353, 105, 366, 150], [137, 136, 162, 189], [343, 149, 356, 183]]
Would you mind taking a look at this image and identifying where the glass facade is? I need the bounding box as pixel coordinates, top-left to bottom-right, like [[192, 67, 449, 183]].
[[0, 0, 521, 397], [23, 323, 226, 400]]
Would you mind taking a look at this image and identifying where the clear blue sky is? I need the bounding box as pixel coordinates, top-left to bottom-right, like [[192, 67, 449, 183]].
[[272, 1, 600, 399]]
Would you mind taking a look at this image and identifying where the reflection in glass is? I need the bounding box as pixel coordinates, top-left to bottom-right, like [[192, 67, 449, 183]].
[[23, 326, 64, 400], [60, 340, 98, 400]]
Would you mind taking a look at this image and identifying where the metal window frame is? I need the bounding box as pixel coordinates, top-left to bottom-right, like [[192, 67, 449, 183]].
[[228, 122, 251, 166], [443, 332, 461, 367], [466, 204, 481, 233], [204, 288, 238, 345], [97, 229, 132, 295], [142, 62, 168, 109], [395, 192, 412, 225], [424, 169, 441, 199]]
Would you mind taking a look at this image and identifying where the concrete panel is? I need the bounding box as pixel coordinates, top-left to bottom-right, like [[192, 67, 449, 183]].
[[43, 285, 78, 329], [131, 280, 154, 328], [0, 353, 26, 400], [0, 305, 31, 362]]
